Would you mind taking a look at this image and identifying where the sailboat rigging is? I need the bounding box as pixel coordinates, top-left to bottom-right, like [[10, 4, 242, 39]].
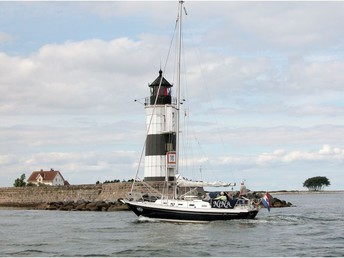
[[121, 0, 260, 223]]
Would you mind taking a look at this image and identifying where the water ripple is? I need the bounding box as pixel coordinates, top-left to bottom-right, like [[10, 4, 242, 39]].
[[0, 193, 343, 257]]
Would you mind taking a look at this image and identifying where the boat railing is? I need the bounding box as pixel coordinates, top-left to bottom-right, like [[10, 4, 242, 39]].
[[127, 191, 141, 201], [232, 197, 256, 209], [178, 188, 200, 200], [128, 181, 163, 201]]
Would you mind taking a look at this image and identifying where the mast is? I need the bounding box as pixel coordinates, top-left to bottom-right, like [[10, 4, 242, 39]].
[[141, 1, 183, 198], [175, 0, 183, 177]]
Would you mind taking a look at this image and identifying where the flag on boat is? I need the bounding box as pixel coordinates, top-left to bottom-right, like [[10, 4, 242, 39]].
[[261, 192, 271, 212]]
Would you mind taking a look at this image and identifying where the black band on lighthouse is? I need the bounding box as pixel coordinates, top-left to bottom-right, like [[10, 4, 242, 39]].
[[145, 133, 176, 156]]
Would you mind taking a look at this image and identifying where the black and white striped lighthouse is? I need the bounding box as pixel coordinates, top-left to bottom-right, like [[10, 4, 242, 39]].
[[144, 70, 178, 181]]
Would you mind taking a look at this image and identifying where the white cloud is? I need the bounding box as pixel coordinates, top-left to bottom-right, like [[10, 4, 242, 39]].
[[195, 125, 344, 148], [257, 149, 285, 165], [221, 145, 344, 166], [210, 2, 344, 50], [286, 59, 344, 93], [0, 37, 174, 116]]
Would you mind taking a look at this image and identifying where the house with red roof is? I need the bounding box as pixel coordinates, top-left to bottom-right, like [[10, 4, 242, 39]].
[[27, 169, 69, 186]]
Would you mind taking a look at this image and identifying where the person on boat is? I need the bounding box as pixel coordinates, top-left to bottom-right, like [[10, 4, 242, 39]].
[[224, 192, 232, 200], [214, 192, 227, 201], [239, 181, 247, 197]]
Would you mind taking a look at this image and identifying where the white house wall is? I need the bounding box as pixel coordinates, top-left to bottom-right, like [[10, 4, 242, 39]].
[[52, 173, 65, 186]]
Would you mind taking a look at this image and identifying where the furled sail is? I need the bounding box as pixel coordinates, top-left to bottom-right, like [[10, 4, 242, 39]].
[[175, 174, 236, 187]]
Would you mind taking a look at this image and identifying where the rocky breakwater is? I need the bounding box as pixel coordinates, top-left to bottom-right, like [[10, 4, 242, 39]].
[[0, 183, 131, 211], [45, 200, 128, 211], [0, 182, 292, 211], [247, 192, 293, 208], [270, 196, 293, 208]]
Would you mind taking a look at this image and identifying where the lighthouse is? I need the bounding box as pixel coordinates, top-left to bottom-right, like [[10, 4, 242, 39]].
[[144, 70, 178, 181]]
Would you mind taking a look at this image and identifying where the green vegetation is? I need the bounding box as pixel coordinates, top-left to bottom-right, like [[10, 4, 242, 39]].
[[26, 182, 50, 187], [13, 173, 26, 187], [303, 176, 330, 191], [103, 179, 121, 184], [96, 179, 135, 184]]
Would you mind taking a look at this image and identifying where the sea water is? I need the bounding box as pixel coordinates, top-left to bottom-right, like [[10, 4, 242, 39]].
[[0, 192, 343, 257]]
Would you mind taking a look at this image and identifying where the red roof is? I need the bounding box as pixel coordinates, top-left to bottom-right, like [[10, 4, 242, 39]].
[[27, 169, 66, 183]]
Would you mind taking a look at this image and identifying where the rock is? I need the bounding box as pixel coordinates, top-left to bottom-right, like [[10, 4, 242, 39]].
[[46, 202, 63, 210], [272, 197, 292, 207], [74, 200, 87, 206], [46, 203, 58, 210], [85, 202, 97, 209], [107, 205, 118, 211], [60, 204, 74, 211], [75, 203, 87, 211], [89, 206, 100, 211], [245, 192, 292, 209], [44, 200, 129, 212], [96, 201, 109, 210]]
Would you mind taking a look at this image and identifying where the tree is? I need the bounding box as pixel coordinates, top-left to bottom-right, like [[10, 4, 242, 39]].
[[13, 173, 26, 187], [303, 176, 330, 191]]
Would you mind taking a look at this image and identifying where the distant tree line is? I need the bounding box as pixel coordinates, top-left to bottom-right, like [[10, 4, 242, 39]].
[[96, 179, 135, 184], [303, 176, 330, 191]]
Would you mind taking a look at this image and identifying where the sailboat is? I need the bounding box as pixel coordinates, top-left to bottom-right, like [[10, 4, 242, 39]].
[[121, 0, 260, 223]]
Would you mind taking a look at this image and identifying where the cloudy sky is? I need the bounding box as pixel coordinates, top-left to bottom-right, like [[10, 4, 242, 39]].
[[1, 1, 343, 191]]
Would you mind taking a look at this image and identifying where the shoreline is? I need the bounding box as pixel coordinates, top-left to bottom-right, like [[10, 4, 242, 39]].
[[0, 186, 342, 211], [268, 190, 344, 195]]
